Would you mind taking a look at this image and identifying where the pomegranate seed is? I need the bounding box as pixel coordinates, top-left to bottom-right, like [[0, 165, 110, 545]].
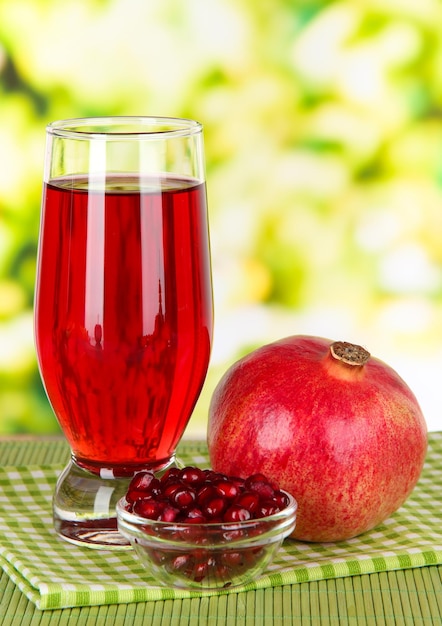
[[158, 505, 180, 522], [178, 525, 207, 543], [126, 471, 157, 502], [181, 509, 207, 528], [163, 482, 183, 498], [215, 480, 239, 500], [223, 505, 252, 522], [247, 472, 267, 482], [235, 491, 260, 513], [257, 500, 279, 517], [133, 499, 160, 519], [245, 475, 275, 499], [230, 476, 246, 490], [203, 469, 227, 483], [220, 551, 244, 567], [203, 497, 226, 518], [170, 487, 196, 508], [128, 471, 156, 491], [185, 507, 206, 520], [215, 563, 231, 579], [222, 528, 245, 542], [179, 467, 205, 485], [193, 560, 209, 582], [273, 490, 290, 509], [169, 554, 191, 571], [147, 548, 166, 564], [196, 484, 219, 505], [160, 467, 181, 483]]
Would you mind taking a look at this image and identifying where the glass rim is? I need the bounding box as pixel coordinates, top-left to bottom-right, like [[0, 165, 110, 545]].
[[46, 116, 203, 140]]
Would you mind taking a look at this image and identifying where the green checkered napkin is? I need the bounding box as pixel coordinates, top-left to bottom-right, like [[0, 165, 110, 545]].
[[0, 434, 441, 610]]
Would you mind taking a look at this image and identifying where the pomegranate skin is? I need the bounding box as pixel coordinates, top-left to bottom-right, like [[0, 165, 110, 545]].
[[207, 335, 427, 542]]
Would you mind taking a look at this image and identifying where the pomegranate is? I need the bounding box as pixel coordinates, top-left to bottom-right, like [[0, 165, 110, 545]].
[[207, 335, 427, 542]]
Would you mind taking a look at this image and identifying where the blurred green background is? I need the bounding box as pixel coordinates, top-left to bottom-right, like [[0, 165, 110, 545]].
[[1, 0, 442, 438]]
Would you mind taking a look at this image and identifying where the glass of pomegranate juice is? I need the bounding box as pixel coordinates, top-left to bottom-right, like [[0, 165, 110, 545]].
[[34, 117, 213, 548]]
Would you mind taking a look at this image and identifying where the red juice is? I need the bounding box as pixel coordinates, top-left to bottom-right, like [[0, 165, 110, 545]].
[[35, 175, 213, 474]]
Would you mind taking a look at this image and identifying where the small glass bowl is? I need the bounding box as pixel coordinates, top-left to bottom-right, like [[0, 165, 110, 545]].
[[116, 491, 297, 590]]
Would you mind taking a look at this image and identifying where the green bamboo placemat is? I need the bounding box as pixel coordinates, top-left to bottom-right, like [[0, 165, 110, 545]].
[[0, 434, 441, 611]]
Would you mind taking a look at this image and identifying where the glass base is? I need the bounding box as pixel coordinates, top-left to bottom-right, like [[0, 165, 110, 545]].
[[53, 456, 179, 549]]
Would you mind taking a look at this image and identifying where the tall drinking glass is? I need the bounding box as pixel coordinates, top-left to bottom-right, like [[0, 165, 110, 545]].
[[34, 117, 213, 548]]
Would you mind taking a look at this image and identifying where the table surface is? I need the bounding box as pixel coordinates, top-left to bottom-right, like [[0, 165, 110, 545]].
[[0, 436, 441, 626]]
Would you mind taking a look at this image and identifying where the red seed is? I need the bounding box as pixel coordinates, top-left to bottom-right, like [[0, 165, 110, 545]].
[[215, 480, 239, 500], [273, 490, 290, 509], [220, 551, 244, 567], [230, 476, 246, 490], [133, 499, 161, 519], [146, 547, 166, 564], [170, 487, 196, 508], [129, 471, 156, 490], [126, 471, 157, 502], [193, 560, 209, 582], [257, 500, 279, 518], [179, 467, 205, 485], [203, 469, 227, 483], [223, 505, 252, 522], [235, 491, 260, 513], [196, 484, 219, 506], [170, 553, 192, 571], [163, 482, 183, 498], [158, 505, 180, 522], [215, 563, 231, 579], [245, 475, 275, 499], [222, 527, 245, 542], [203, 497, 226, 518], [183, 507, 206, 523], [160, 467, 181, 483]]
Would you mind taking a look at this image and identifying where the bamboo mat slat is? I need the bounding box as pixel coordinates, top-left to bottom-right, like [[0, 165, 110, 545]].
[[407, 567, 442, 623], [2, 566, 442, 624], [1, 437, 442, 625], [317, 579, 339, 626]]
